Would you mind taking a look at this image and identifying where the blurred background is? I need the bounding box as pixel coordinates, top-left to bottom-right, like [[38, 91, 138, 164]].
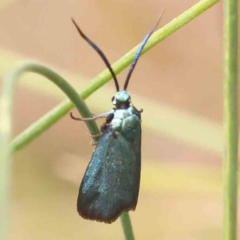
[[0, 0, 238, 239]]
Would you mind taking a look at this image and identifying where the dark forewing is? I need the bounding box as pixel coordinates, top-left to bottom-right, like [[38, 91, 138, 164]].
[[77, 118, 141, 223]]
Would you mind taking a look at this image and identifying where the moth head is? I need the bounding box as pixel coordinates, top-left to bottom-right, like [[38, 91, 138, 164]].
[[112, 90, 131, 109]]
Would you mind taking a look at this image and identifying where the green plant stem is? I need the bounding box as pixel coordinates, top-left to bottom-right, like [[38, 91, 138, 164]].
[[10, 0, 219, 152], [6, 62, 100, 143], [121, 213, 135, 240], [8, 63, 100, 151], [0, 62, 134, 240], [223, 0, 238, 239], [0, 62, 99, 240], [0, 1, 220, 239], [0, 87, 11, 240]]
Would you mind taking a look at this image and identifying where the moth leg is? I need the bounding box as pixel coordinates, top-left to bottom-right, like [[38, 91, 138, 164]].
[[70, 112, 82, 120], [84, 132, 102, 146], [131, 108, 143, 119], [100, 113, 114, 133], [88, 132, 102, 137], [90, 139, 98, 146], [70, 110, 113, 121], [100, 123, 108, 133]]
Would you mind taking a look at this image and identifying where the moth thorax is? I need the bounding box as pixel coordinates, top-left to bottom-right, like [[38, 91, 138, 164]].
[[112, 90, 131, 109]]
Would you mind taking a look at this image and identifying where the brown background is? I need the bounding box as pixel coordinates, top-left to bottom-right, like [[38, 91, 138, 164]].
[[0, 0, 239, 239]]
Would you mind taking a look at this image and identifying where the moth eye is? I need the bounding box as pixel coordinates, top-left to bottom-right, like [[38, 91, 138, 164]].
[[111, 96, 115, 102]]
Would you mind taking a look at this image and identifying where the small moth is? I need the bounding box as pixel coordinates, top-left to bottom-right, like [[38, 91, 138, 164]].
[[71, 12, 163, 224]]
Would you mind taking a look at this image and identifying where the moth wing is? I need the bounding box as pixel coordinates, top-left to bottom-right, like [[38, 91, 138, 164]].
[[77, 118, 141, 223]]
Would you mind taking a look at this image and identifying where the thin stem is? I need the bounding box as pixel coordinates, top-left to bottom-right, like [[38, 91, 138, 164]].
[[0, 62, 99, 240], [10, 0, 220, 152], [0, 62, 134, 240], [0, 1, 220, 239], [223, 0, 238, 239], [8, 63, 100, 151], [0, 89, 11, 240], [120, 213, 135, 240], [7, 62, 100, 142]]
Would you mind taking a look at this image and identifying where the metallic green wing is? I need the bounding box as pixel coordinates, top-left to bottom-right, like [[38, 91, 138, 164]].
[[77, 112, 141, 223]]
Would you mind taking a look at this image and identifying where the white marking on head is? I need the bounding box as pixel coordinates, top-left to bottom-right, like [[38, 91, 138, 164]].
[[112, 90, 131, 105]]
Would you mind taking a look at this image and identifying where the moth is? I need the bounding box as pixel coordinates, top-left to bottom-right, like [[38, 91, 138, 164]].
[[71, 12, 163, 223]]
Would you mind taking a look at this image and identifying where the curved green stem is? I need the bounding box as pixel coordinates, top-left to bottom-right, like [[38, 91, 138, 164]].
[[0, 62, 134, 240], [0, 62, 99, 240], [10, 0, 219, 152], [9, 63, 100, 151], [10, 62, 100, 145]]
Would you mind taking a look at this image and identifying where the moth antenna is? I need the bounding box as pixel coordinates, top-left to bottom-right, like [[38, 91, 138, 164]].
[[71, 18, 120, 92], [123, 8, 165, 90]]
